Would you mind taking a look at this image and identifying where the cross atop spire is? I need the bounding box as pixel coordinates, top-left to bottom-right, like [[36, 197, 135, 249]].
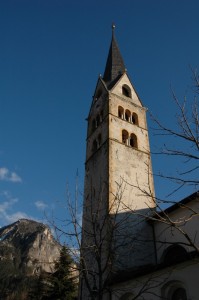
[[103, 25, 126, 88]]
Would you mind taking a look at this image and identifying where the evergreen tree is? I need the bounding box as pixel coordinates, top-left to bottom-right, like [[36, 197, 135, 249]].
[[49, 246, 77, 300]]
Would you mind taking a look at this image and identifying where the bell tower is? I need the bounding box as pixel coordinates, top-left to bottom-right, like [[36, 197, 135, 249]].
[[80, 26, 156, 299]]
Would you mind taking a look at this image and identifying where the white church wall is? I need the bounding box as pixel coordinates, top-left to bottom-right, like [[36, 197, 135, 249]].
[[110, 258, 199, 300], [154, 195, 199, 264]]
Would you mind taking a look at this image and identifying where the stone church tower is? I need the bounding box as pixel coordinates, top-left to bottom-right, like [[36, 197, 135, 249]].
[[80, 27, 156, 299]]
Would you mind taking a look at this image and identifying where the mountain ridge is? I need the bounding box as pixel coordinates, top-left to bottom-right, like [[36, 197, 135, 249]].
[[0, 218, 61, 275]]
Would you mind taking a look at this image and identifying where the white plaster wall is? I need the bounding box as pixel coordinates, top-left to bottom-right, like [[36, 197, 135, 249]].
[[111, 259, 199, 300], [154, 197, 199, 263], [109, 141, 154, 211]]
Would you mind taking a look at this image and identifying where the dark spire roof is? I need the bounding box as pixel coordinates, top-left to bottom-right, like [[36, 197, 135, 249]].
[[103, 25, 126, 87]]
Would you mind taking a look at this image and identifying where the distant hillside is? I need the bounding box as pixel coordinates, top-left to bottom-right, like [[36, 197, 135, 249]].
[[0, 219, 62, 299]]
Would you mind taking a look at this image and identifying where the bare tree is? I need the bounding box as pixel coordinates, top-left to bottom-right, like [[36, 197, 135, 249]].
[[150, 69, 199, 196], [51, 177, 176, 300], [52, 181, 142, 299]]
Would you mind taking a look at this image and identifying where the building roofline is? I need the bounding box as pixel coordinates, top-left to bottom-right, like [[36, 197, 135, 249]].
[[159, 191, 199, 216]]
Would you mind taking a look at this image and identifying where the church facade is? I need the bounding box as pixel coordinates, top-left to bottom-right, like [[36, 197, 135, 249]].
[[79, 28, 199, 300]]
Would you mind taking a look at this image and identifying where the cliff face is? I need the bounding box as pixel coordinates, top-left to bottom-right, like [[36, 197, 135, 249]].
[[0, 219, 61, 275]]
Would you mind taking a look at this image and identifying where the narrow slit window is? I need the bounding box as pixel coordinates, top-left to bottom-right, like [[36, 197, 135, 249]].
[[92, 119, 96, 132], [92, 140, 98, 152], [96, 115, 100, 127]]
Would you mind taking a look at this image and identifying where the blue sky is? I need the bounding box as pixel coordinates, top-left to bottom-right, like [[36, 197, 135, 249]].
[[0, 0, 199, 228]]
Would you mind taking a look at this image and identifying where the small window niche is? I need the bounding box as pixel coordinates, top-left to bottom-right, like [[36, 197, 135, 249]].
[[171, 288, 187, 300], [130, 133, 138, 148], [125, 109, 131, 122], [132, 113, 139, 125], [163, 245, 188, 266], [122, 130, 129, 145], [122, 84, 132, 98], [118, 106, 124, 119]]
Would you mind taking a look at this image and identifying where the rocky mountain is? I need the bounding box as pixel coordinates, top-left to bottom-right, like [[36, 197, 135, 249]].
[[0, 219, 78, 300], [0, 219, 61, 275]]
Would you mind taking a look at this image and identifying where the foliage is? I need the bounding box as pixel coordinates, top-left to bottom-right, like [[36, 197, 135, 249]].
[[0, 257, 38, 300]]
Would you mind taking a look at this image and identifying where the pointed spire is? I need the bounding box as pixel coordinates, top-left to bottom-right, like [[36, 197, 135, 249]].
[[103, 24, 126, 87]]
